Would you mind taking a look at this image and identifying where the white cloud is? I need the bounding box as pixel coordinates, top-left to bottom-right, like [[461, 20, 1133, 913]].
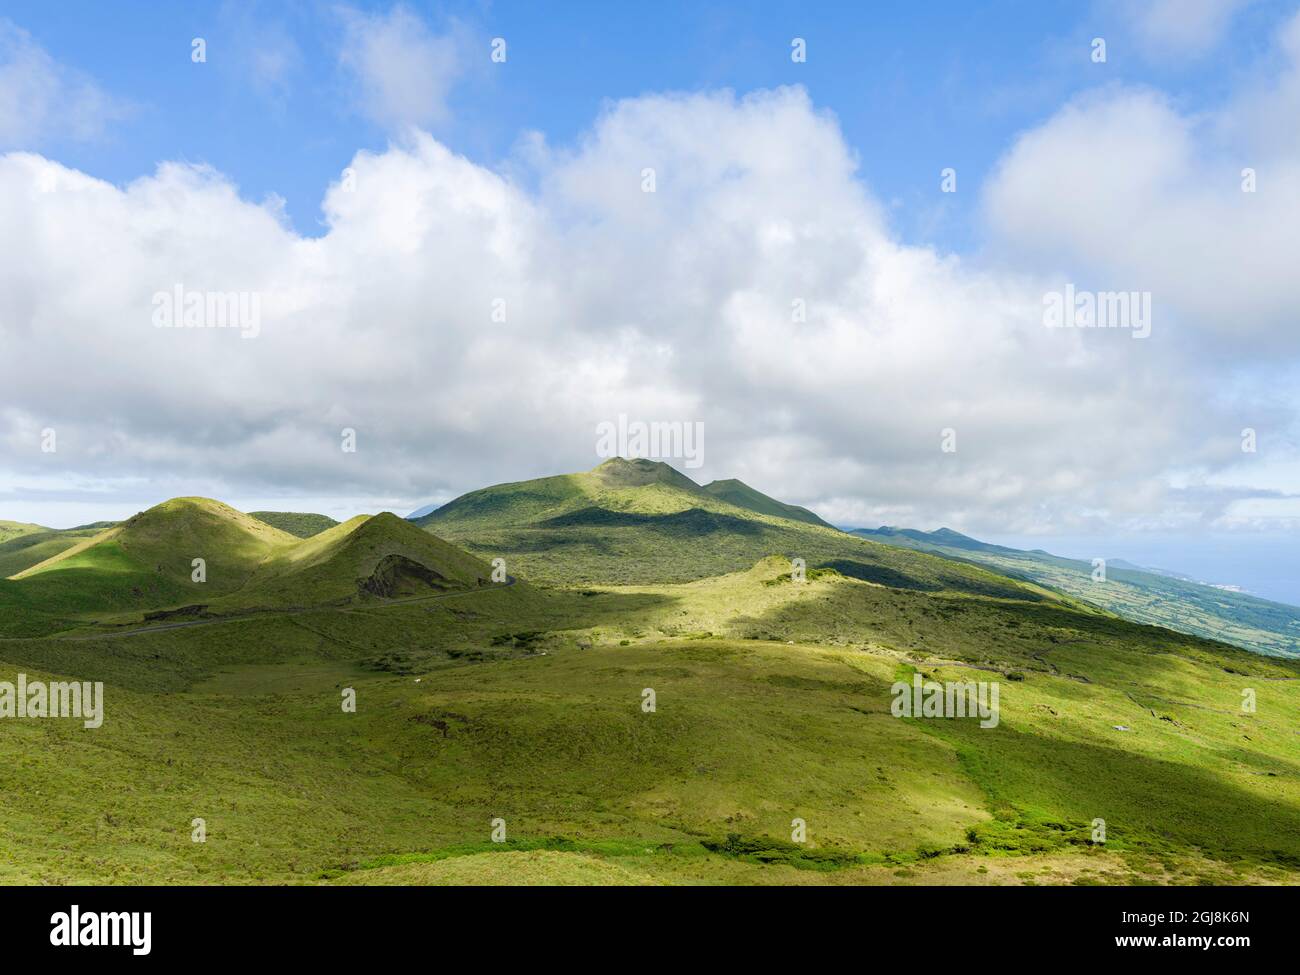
[[7, 0, 1300, 546], [983, 13, 1300, 353], [337, 4, 466, 131], [2, 83, 1272, 536], [0, 19, 129, 148], [1116, 0, 1251, 56]]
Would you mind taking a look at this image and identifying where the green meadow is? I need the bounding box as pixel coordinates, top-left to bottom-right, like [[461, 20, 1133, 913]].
[[0, 460, 1296, 885]]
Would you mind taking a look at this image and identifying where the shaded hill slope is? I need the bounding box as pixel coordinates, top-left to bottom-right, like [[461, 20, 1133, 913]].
[[0, 520, 45, 544], [249, 511, 340, 538], [0, 522, 117, 579]]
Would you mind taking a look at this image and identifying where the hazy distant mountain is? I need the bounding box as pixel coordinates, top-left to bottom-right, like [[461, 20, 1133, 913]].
[[852, 526, 1299, 658]]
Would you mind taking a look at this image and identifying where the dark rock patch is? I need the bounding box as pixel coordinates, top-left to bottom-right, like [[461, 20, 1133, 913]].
[[359, 554, 451, 598]]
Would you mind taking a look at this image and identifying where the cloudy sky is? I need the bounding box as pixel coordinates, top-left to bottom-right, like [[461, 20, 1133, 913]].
[[2, 1, 1300, 599]]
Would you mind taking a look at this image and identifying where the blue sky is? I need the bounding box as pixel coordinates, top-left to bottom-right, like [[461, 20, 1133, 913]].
[[11, 0, 1295, 247], [3, 1, 1300, 601]]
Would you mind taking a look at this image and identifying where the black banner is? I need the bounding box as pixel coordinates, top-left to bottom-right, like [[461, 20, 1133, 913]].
[[0, 883, 1282, 962]]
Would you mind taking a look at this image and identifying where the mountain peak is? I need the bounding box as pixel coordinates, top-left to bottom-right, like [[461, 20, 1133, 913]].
[[589, 457, 701, 490], [931, 527, 972, 541]]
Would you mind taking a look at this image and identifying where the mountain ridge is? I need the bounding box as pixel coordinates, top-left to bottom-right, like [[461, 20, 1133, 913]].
[[701, 477, 835, 529], [413, 459, 1072, 598]]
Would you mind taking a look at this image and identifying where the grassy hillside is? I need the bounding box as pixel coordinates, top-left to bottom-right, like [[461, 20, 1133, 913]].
[[209, 513, 493, 611], [0, 549, 1294, 885], [702, 478, 835, 529], [0, 500, 296, 637], [0, 522, 116, 579], [417, 459, 1062, 597], [249, 511, 340, 538], [854, 527, 1300, 659], [15, 498, 297, 586], [0, 500, 494, 638], [0, 520, 45, 544], [1, 477, 1296, 886], [422, 461, 1300, 661]]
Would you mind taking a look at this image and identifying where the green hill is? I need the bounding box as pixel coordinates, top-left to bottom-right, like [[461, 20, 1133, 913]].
[[15, 498, 297, 590], [0, 500, 493, 637], [0, 500, 295, 636], [213, 512, 493, 611], [417, 458, 1053, 596], [853, 526, 1300, 659], [0, 522, 116, 579], [702, 478, 835, 529], [0, 520, 45, 544], [249, 511, 340, 538]]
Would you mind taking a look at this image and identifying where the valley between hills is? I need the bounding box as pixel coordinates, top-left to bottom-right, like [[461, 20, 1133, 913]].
[[1, 458, 1296, 885]]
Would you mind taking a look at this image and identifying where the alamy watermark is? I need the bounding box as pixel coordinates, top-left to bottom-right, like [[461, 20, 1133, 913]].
[[890, 673, 1000, 728], [595, 414, 704, 469], [1, 674, 104, 729], [152, 285, 261, 338], [50, 906, 150, 955], [1043, 284, 1150, 338]]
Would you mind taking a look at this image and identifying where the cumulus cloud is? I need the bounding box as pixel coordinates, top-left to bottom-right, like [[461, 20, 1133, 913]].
[[337, 4, 467, 131], [977, 12, 1300, 535], [983, 82, 1299, 351], [0, 19, 129, 148], [5, 79, 1282, 535], [984, 10, 1300, 352]]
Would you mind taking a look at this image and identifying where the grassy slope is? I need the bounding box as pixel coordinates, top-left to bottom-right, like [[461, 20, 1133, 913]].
[[0, 520, 45, 544], [0, 475, 1295, 885], [853, 527, 1300, 659], [702, 478, 835, 529], [0, 523, 115, 579], [0, 500, 296, 636], [15, 498, 296, 588], [428, 461, 1300, 660], [248, 511, 340, 538], [207, 513, 492, 611], [0, 547, 1294, 885]]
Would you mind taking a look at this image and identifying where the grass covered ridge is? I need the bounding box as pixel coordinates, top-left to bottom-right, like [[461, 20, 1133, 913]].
[[0, 500, 494, 638]]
